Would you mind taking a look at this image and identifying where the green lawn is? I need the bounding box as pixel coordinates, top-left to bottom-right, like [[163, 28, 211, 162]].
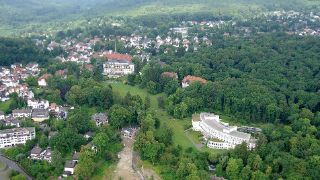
[[0, 99, 12, 113], [188, 130, 203, 144], [108, 82, 162, 109], [156, 110, 194, 149]]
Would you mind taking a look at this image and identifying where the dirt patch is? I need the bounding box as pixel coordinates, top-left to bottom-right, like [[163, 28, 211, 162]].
[[112, 138, 140, 180]]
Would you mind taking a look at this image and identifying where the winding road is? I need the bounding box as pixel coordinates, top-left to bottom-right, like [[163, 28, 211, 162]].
[[0, 155, 32, 180]]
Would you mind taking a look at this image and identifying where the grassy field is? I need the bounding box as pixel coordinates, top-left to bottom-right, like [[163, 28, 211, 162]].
[[108, 82, 162, 109], [0, 100, 12, 113], [91, 160, 116, 180]]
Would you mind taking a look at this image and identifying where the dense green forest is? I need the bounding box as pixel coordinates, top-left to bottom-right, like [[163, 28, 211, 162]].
[[133, 34, 320, 122], [0, 38, 55, 66]]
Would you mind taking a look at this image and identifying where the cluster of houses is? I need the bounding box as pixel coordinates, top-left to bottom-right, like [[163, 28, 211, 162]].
[[0, 103, 69, 135], [192, 113, 256, 149], [47, 37, 102, 64], [0, 63, 39, 102], [1, 99, 68, 125], [30, 147, 52, 163]]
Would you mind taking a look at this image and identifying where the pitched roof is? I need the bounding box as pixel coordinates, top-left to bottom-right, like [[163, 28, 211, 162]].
[[106, 53, 132, 62], [72, 152, 80, 160], [64, 160, 76, 168], [31, 146, 42, 155], [13, 109, 32, 114], [161, 72, 178, 79], [182, 75, 207, 84], [38, 73, 52, 80]]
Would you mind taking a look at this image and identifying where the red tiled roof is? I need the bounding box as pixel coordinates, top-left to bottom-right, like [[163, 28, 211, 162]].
[[39, 73, 52, 80], [106, 53, 132, 61], [182, 75, 207, 84], [55, 70, 66, 76], [161, 72, 178, 79]]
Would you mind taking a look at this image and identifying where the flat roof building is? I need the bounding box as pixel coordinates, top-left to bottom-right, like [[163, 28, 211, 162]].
[[0, 127, 36, 148], [192, 113, 256, 149]]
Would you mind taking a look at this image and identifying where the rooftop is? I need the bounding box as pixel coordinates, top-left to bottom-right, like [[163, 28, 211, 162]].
[[31, 146, 42, 155], [64, 160, 76, 168], [0, 127, 35, 135], [13, 109, 32, 114], [106, 53, 132, 62], [72, 152, 80, 160], [32, 109, 49, 117], [182, 75, 207, 84], [200, 113, 251, 140], [161, 72, 178, 79]]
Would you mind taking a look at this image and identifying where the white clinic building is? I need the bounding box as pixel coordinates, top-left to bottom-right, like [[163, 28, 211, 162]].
[[0, 127, 36, 148], [192, 113, 256, 149]]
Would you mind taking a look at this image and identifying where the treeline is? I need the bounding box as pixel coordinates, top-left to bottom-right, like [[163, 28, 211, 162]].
[[0, 37, 53, 66]]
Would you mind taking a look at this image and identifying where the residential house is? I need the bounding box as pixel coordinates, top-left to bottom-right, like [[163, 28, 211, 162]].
[[92, 113, 108, 127], [28, 99, 49, 109], [55, 70, 68, 79], [30, 146, 43, 160], [43, 148, 53, 163], [32, 109, 50, 122], [49, 103, 68, 119], [12, 109, 32, 118], [122, 127, 137, 139], [38, 74, 52, 87], [2, 116, 20, 127], [181, 75, 207, 88], [63, 161, 76, 177], [161, 72, 178, 79]]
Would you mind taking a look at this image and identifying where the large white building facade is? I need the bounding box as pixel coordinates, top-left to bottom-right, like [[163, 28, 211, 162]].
[[192, 113, 256, 149], [103, 53, 134, 78], [0, 127, 36, 148]]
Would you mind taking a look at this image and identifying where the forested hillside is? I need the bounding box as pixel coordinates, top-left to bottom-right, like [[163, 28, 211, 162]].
[[0, 38, 53, 66], [1, 0, 319, 36]]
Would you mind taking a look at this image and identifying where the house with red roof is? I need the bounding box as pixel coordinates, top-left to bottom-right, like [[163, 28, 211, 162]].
[[182, 75, 207, 88], [161, 72, 178, 79], [38, 73, 52, 87], [103, 52, 135, 78]]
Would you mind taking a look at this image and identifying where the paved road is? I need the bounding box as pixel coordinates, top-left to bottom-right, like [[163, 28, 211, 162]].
[[0, 155, 32, 180]]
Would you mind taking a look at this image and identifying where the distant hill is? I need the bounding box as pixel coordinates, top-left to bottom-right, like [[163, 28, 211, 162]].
[[0, 0, 319, 36]]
